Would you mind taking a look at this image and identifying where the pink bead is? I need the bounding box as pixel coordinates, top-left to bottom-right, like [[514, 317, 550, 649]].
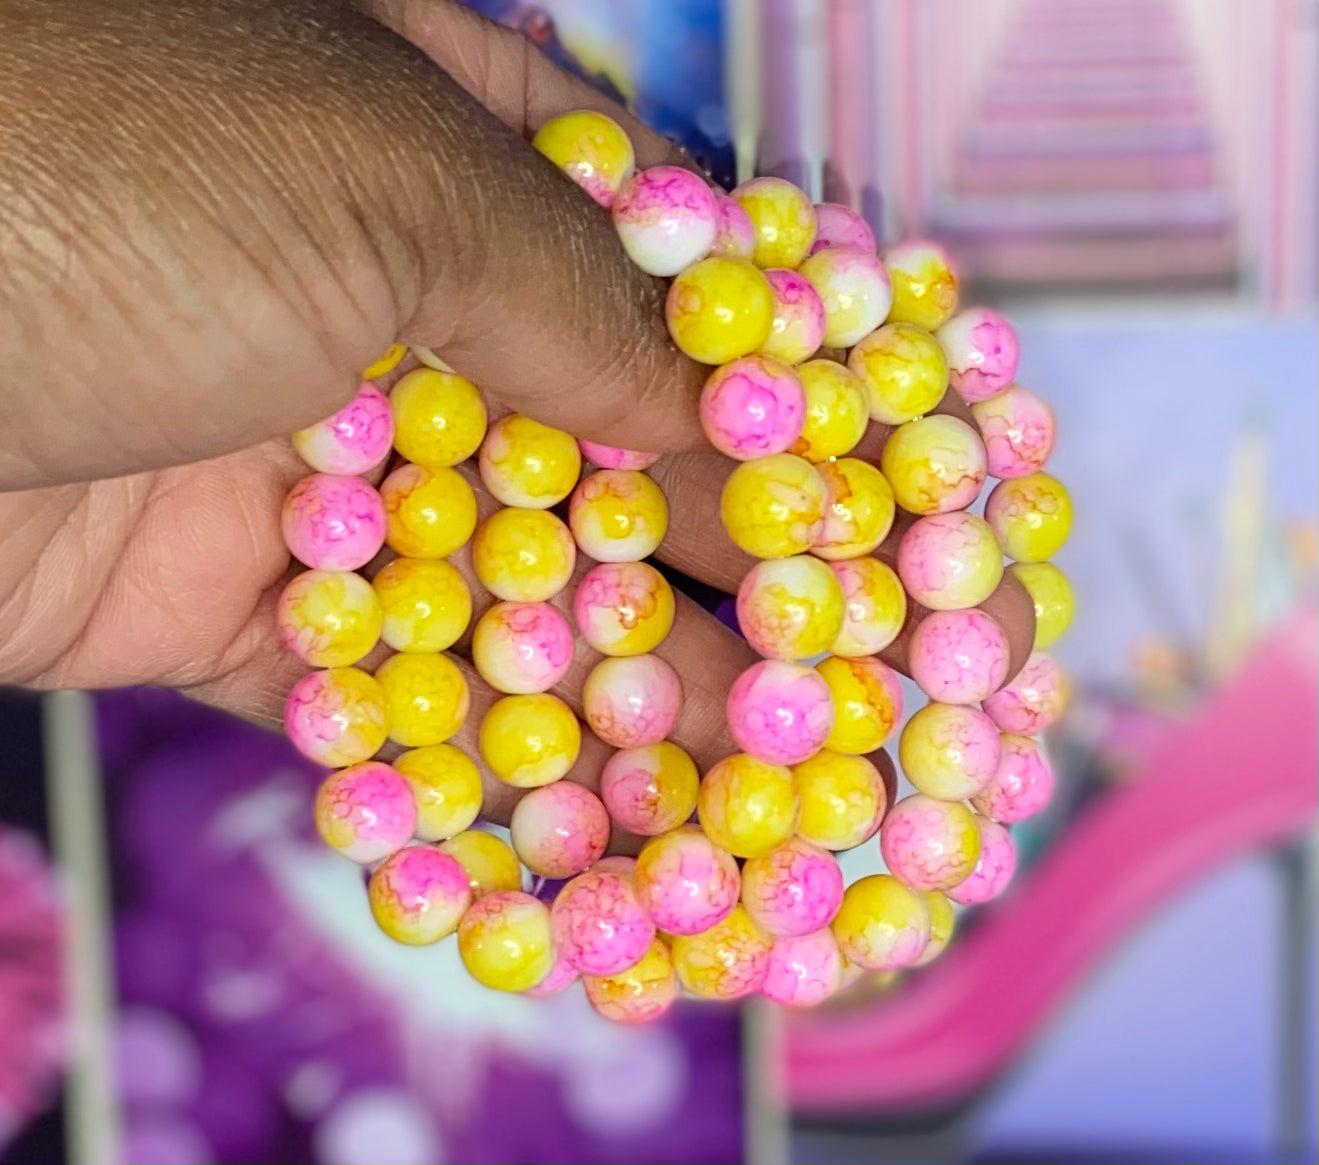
[[762, 928, 844, 1006], [710, 192, 756, 261], [981, 652, 1068, 736], [971, 384, 1057, 479], [761, 269, 827, 364], [582, 655, 683, 749], [880, 794, 981, 892], [908, 609, 1011, 704], [699, 355, 806, 460], [634, 827, 741, 935], [809, 202, 877, 254], [896, 511, 1004, 612], [741, 837, 844, 937], [727, 660, 835, 766], [313, 762, 417, 864], [972, 734, 1055, 822], [472, 601, 574, 695], [292, 383, 394, 475], [525, 953, 580, 998], [551, 869, 657, 975], [509, 783, 610, 879], [284, 667, 386, 767], [613, 165, 719, 276], [600, 742, 699, 836], [936, 307, 1020, 403], [577, 439, 660, 471], [281, 474, 386, 571], [946, 818, 1017, 904]]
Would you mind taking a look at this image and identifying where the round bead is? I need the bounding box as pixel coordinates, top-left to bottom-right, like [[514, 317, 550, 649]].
[[439, 830, 523, 898], [815, 656, 903, 755], [880, 794, 981, 892], [292, 383, 394, 475], [313, 761, 416, 863], [710, 191, 757, 260], [394, 744, 483, 841], [582, 654, 682, 749], [699, 354, 805, 461], [532, 110, 635, 208], [799, 245, 892, 348], [726, 660, 835, 766], [721, 453, 828, 559], [375, 652, 469, 748], [848, 322, 949, 425], [914, 891, 957, 966], [583, 936, 679, 1024], [832, 874, 931, 970], [760, 269, 826, 364], [741, 837, 844, 937], [972, 385, 1056, 480], [457, 890, 555, 992], [509, 782, 609, 879], [380, 464, 478, 559], [792, 750, 887, 851], [552, 869, 656, 975], [372, 557, 471, 653], [881, 414, 988, 515], [972, 733, 1054, 823], [762, 928, 843, 1006], [811, 457, 896, 560], [568, 469, 668, 562], [698, 753, 799, 858], [368, 845, 471, 945], [670, 904, 772, 1000], [936, 306, 1019, 403], [573, 561, 675, 656], [612, 165, 718, 276], [736, 554, 845, 661], [1008, 562, 1075, 650], [282, 474, 386, 571], [285, 667, 387, 767], [810, 202, 877, 254], [883, 239, 959, 330], [985, 472, 1073, 563], [946, 817, 1017, 905], [472, 507, 576, 602], [897, 511, 1005, 610], [908, 608, 1011, 704], [899, 702, 1002, 800], [478, 414, 582, 508], [791, 359, 870, 463], [731, 176, 818, 268], [479, 693, 582, 788], [600, 741, 700, 836], [277, 569, 383, 668], [526, 954, 580, 998], [471, 601, 573, 694], [666, 257, 775, 365], [981, 651, 1069, 736], [361, 344, 406, 379], [390, 368, 487, 469], [829, 557, 908, 658], [634, 825, 741, 935], [578, 440, 660, 471]]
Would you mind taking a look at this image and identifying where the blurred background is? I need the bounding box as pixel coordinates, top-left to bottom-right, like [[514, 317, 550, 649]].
[[1, 1, 1315, 1163]]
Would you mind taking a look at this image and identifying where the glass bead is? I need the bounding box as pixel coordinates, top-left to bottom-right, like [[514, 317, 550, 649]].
[[612, 165, 719, 276], [509, 781, 609, 879], [665, 256, 775, 365], [281, 474, 386, 571], [375, 652, 469, 749], [700, 355, 806, 461], [971, 384, 1056, 480], [882, 239, 959, 330], [731, 176, 818, 268], [798, 245, 892, 348], [791, 359, 870, 463], [735, 554, 846, 661], [981, 651, 1069, 736], [811, 457, 896, 560], [582, 654, 682, 749], [880, 794, 981, 892], [457, 890, 555, 993], [479, 693, 581, 788], [583, 936, 679, 1024], [720, 453, 828, 559], [815, 655, 903, 755], [881, 414, 988, 515], [760, 269, 826, 365], [935, 307, 1019, 403], [792, 750, 887, 851], [313, 761, 416, 863], [478, 413, 582, 509], [578, 439, 660, 471], [471, 601, 573, 694], [698, 752, 799, 858], [532, 110, 635, 208], [985, 472, 1073, 563], [277, 569, 383, 668], [551, 868, 656, 975], [913, 891, 956, 966], [709, 191, 757, 261], [829, 557, 908, 658], [670, 904, 772, 1001], [831, 874, 931, 970], [897, 511, 1005, 611], [568, 469, 668, 562], [946, 817, 1017, 905], [361, 344, 406, 379], [380, 464, 478, 559], [971, 733, 1054, 823], [472, 507, 576, 602], [741, 837, 844, 937], [572, 561, 675, 656], [372, 557, 471, 654], [634, 825, 740, 935], [285, 667, 388, 767], [908, 608, 1011, 704], [899, 702, 1002, 800], [390, 368, 487, 469], [394, 744, 483, 842], [600, 741, 700, 836], [292, 383, 394, 475], [762, 928, 844, 1007], [809, 202, 876, 254], [1008, 561, 1075, 650], [848, 322, 950, 425], [368, 845, 471, 945], [439, 829, 523, 898], [726, 660, 835, 766]]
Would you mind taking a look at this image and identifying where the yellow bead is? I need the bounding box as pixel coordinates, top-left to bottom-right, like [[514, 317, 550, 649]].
[[440, 829, 523, 898], [472, 508, 576, 603], [1008, 561, 1074, 649], [816, 655, 903, 754], [277, 569, 383, 667], [478, 413, 582, 509], [829, 557, 908, 658], [583, 935, 680, 1023], [791, 359, 870, 463], [721, 453, 828, 559], [532, 110, 636, 208], [881, 414, 988, 515], [361, 343, 406, 379], [568, 469, 669, 562], [670, 904, 773, 1000], [986, 472, 1073, 563], [457, 890, 555, 992], [883, 240, 959, 331], [831, 874, 931, 969], [848, 322, 948, 425], [573, 562, 676, 656], [792, 750, 887, 851], [914, 891, 956, 966], [731, 176, 818, 268], [372, 557, 472, 653], [367, 846, 471, 946], [479, 693, 581, 788], [395, 744, 483, 841], [391, 368, 488, 469], [735, 554, 846, 660], [811, 457, 896, 560], [665, 257, 775, 365], [697, 753, 799, 858], [381, 464, 478, 559], [375, 652, 470, 748]]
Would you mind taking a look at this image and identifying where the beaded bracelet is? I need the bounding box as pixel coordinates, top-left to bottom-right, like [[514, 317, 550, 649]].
[[276, 109, 1074, 1022]]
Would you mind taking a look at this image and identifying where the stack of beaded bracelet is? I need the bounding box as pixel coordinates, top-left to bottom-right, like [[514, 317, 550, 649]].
[[276, 109, 1074, 1022]]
